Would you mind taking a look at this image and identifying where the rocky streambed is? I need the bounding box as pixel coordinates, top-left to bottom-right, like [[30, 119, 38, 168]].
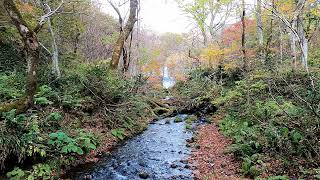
[[77, 115, 195, 180]]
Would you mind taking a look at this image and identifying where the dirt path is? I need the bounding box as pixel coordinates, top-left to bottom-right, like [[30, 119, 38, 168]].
[[190, 116, 244, 180]]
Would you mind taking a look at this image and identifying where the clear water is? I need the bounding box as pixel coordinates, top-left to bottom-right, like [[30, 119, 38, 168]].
[[78, 115, 193, 180]]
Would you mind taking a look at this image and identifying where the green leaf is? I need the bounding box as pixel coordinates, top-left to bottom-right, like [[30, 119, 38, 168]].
[[291, 130, 303, 143], [34, 97, 53, 105], [47, 112, 63, 121], [76, 147, 84, 155], [268, 176, 289, 180], [111, 128, 125, 140], [49, 133, 58, 138], [6, 167, 25, 180]]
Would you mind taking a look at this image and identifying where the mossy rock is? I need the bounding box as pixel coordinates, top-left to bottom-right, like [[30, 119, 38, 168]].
[[186, 115, 197, 124], [174, 116, 183, 123], [0, 98, 27, 114], [186, 124, 192, 130]]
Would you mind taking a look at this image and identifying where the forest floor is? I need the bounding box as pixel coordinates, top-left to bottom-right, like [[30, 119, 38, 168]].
[[190, 114, 244, 180]]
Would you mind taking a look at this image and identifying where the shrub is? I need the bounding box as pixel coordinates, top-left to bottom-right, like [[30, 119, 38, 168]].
[[177, 65, 320, 177]]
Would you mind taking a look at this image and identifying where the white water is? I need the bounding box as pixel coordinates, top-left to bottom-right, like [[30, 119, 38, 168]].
[[163, 67, 175, 89]]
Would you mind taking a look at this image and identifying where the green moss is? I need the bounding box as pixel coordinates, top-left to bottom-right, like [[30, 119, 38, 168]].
[[174, 116, 183, 123], [186, 115, 197, 124]]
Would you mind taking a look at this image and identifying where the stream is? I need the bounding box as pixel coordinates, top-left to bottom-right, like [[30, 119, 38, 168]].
[[78, 115, 194, 180]]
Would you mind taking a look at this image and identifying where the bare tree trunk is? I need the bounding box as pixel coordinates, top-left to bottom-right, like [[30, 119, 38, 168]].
[[73, 31, 80, 54], [3, 0, 40, 109], [124, 31, 133, 73], [47, 17, 61, 78], [279, 24, 283, 63], [256, 0, 263, 46], [256, 0, 264, 60], [265, 0, 275, 67], [290, 20, 298, 68], [41, 0, 61, 78], [241, 0, 247, 70], [208, 1, 219, 39], [201, 29, 207, 46], [110, 0, 138, 70], [297, 14, 308, 71]]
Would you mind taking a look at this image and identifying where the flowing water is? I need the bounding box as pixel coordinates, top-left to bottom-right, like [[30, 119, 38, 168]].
[[78, 115, 194, 180]]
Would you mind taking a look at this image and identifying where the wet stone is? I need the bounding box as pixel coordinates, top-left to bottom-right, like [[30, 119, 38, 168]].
[[83, 174, 92, 180], [139, 161, 147, 167], [138, 171, 149, 179], [180, 159, 188, 164], [170, 163, 178, 169], [186, 138, 194, 143]]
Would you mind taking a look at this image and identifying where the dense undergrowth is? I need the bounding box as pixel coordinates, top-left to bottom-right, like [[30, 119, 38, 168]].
[[175, 60, 320, 179], [0, 59, 156, 179]]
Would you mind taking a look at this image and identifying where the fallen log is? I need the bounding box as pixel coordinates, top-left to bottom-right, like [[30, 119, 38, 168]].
[[0, 98, 28, 114]]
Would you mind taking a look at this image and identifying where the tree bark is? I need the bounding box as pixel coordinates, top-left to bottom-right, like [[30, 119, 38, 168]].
[[290, 19, 298, 68], [297, 14, 309, 71], [201, 28, 208, 46], [256, 0, 264, 59], [3, 0, 40, 109], [42, 1, 61, 78], [279, 24, 283, 63], [265, 0, 275, 67], [110, 0, 138, 70], [124, 31, 133, 73], [241, 0, 247, 70], [47, 17, 61, 78]]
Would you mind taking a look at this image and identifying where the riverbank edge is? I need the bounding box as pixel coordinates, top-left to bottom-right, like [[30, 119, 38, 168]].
[[189, 112, 245, 180], [61, 117, 152, 179]]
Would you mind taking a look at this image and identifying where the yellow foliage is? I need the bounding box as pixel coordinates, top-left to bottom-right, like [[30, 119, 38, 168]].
[[142, 59, 161, 75], [17, 2, 35, 14], [224, 61, 238, 72], [201, 44, 232, 67]]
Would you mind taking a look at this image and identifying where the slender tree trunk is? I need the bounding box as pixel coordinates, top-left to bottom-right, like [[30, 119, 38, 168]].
[[256, 0, 264, 60], [41, 0, 61, 78], [297, 14, 309, 71], [256, 0, 263, 46], [47, 17, 61, 78], [73, 32, 80, 54], [201, 29, 207, 46], [3, 0, 40, 109], [290, 20, 298, 68], [279, 24, 283, 63], [208, 1, 219, 39], [241, 0, 247, 70], [110, 0, 138, 70], [124, 31, 133, 73], [265, 0, 274, 67]]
